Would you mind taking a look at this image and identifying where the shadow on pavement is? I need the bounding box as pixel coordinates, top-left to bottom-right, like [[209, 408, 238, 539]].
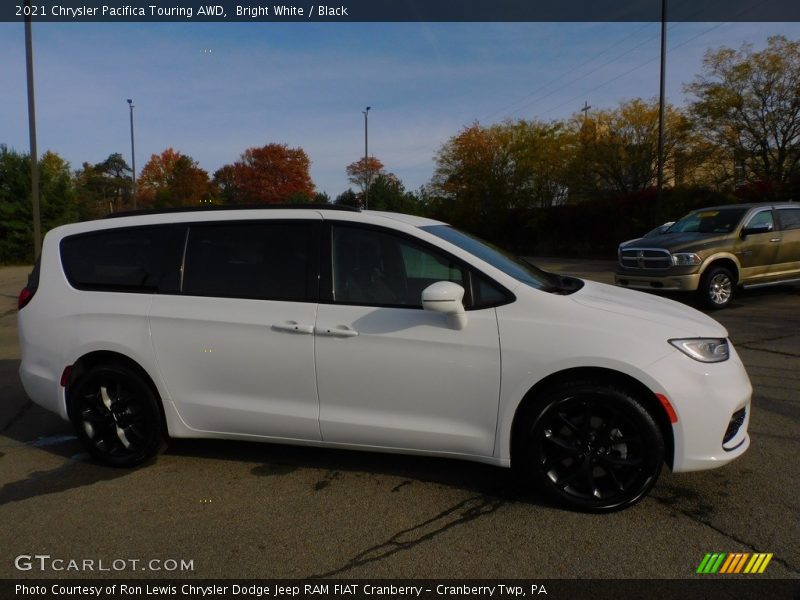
[[1, 359, 554, 511], [0, 359, 138, 507]]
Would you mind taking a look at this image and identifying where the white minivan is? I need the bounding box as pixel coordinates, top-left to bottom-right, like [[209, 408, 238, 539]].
[[17, 206, 751, 511]]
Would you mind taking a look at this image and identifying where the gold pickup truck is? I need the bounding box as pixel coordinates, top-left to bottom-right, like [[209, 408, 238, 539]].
[[615, 202, 800, 308]]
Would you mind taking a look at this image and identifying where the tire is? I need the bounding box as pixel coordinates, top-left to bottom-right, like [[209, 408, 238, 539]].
[[68, 363, 166, 468], [699, 265, 735, 309], [516, 381, 664, 512]]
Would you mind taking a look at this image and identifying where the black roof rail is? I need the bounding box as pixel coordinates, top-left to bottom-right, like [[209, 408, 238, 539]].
[[104, 203, 360, 219]]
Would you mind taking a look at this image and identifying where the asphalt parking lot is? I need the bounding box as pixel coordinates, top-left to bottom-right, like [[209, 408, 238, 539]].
[[0, 260, 798, 580]]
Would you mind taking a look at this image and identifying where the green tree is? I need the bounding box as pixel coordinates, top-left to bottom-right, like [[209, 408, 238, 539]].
[[334, 189, 359, 208], [0, 146, 80, 263], [367, 173, 423, 214], [312, 191, 331, 204], [74, 153, 133, 216], [211, 164, 239, 205], [686, 36, 800, 196]]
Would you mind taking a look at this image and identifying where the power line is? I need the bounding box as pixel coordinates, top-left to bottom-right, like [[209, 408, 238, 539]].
[[481, 0, 736, 124], [537, 22, 728, 119], [508, 20, 713, 119], [482, 22, 656, 122]]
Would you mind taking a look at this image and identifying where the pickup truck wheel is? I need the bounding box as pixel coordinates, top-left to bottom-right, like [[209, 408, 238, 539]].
[[699, 266, 734, 309], [516, 381, 664, 512]]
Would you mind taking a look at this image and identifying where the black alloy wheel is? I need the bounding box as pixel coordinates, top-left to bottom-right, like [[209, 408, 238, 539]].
[[69, 363, 166, 467], [520, 381, 664, 512]]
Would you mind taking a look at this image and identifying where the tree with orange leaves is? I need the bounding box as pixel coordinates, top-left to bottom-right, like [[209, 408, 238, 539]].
[[137, 148, 211, 208], [214, 143, 315, 204], [346, 156, 385, 203]]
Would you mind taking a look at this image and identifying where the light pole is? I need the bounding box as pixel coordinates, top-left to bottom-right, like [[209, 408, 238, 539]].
[[24, 1, 42, 259], [656, 0, 667, 210], [363, 106, 371, 210], [127, 99, 137, 209]]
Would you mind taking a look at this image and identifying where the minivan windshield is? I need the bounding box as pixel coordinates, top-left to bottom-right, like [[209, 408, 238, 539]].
[[668, 207, 749, 234], [420, 225, 575, 293]]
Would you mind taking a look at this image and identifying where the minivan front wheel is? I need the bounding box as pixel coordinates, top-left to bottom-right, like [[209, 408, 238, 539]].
[[69, 363, 166, 468], [518, 382, 664, 512], [699, 266, 735, 309]]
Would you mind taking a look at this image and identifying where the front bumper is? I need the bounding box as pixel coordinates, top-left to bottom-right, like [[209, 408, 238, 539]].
[[649, 342, 751, 472], [615, 270, 701, 292]]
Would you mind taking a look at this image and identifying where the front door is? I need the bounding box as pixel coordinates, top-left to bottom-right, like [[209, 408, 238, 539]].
[[736, 208, 780, 283], [314, 224, 502, 457]]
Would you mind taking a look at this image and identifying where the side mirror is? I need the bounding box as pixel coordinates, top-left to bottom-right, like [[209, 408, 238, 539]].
[[421, 281, 467, 330], [741, 224, 772, 238]]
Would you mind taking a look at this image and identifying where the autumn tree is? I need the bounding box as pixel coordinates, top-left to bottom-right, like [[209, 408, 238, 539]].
[[432, 120, 575, 229], [137, 148, 211, 208], [432, 123, 516, 225], [346, 156, 385, 206], [214, 143, 315, 204], [570, 98, 690, 198], [507, 120, 574, 208], [686, 36, 800, 197]]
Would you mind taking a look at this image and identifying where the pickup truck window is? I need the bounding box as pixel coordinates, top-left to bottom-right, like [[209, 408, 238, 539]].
[[669, 207, 748, 234], [778, 208, 800, 231], [743, 209, 774, 231]]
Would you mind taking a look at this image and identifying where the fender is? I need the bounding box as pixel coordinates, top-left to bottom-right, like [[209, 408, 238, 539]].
[[698, 251, 741, 281]]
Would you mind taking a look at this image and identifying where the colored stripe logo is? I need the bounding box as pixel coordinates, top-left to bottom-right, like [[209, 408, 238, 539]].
[[697, 552, 773, 574]]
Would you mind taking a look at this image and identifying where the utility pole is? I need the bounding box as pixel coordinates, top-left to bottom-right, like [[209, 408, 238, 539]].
[[657, 0, 668, 208], [363, 106, 370, 210], [580, 100, 591, 125], [24, 1, 42, 259], [127, 99, 137, 209]]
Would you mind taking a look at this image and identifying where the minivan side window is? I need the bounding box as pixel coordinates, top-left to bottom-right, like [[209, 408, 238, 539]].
[[182, 222, 317, 302], [60, 225, 184, 293], [331, 225, 467, 308]]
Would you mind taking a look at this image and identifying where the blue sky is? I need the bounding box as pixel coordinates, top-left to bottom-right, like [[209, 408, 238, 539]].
[[2, 21, 799, 197]]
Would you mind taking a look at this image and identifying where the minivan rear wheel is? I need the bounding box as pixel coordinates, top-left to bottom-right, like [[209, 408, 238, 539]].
[[68, 363, 166, 467], [517, 381, 664, 512]]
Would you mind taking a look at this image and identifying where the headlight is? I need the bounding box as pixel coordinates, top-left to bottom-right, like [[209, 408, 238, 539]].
[[671, 253, 701, 266], [669, 338, 729, 363]]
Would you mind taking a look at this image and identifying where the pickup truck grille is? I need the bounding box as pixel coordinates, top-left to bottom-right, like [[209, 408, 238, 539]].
[[619, 248, 671, 269]]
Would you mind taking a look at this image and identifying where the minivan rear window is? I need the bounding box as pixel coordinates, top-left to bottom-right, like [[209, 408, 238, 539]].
[[60, 225, 185, 293], [182, 222, 317, 302]]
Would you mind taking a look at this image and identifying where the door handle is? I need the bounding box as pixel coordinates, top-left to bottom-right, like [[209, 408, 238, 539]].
[[272, 321, 314, 334], [770, 238, 781, 243], [315, 325, 359, 338]]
